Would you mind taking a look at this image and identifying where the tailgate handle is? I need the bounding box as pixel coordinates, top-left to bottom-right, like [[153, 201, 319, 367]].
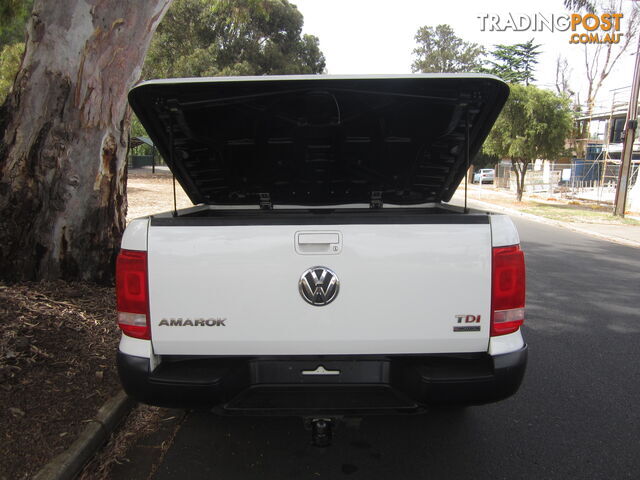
[[295, 231, 342, 255], [297, 233, 339, 245]]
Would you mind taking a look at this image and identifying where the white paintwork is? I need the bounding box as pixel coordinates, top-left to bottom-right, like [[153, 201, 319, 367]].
[[133, 73, 503, 89], [489, 215, 520, 247], [119, 334, 152, 358], [118, 335, 161, 370], [121, 217, 149, 251], [488, 329, 525, 356], [147, 222, 493, 355]]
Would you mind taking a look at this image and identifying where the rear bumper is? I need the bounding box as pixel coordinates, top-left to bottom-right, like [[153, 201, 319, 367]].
[[117, 345, 527, 414]]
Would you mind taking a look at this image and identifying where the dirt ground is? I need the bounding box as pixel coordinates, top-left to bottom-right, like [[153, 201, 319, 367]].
[[0, 168, 188, 480], [0, 282, 120, 480], [126, 168, 192, 222]]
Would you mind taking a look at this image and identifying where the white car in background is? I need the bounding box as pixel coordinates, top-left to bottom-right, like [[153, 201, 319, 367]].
[[474, 168, 495, 184]]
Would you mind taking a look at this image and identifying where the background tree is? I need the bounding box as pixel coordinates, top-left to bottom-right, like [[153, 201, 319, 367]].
[[484, 85, 574, 201], [563, 0, 596, 12], [555, 55, 574, 98], [484, 39, 541, 85], [473, 152, 500, 170], [0, 0, 33, 102], [554, 55, 587, 158], [580, 0, 639, 120], [411, 24, 484, 73], [0, 0, 33, 47], [0, 0, 173, 282], [143, 0, 325, 79]]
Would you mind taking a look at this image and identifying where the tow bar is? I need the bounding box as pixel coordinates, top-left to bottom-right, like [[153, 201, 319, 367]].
[[309, 418, 333, 447]]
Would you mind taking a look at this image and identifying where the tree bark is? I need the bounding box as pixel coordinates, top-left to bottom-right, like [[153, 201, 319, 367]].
[[0, 0, 172, 283], [512, 159, 529, 202]]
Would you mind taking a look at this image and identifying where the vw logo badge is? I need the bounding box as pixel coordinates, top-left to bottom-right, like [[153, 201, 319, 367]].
[[299, 266, 340, 306]]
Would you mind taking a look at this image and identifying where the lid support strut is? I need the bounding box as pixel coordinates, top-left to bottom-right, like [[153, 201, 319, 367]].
[[464, 108, 470, 214], [169, 113, 178, 218]]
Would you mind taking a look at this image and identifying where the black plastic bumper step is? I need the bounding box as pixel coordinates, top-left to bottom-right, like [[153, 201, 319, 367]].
[[224, 385, 418, 413]]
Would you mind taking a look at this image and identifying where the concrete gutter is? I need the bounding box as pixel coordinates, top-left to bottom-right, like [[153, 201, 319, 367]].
[[469, 198, 640, 249], [33, 391, 135, 480]]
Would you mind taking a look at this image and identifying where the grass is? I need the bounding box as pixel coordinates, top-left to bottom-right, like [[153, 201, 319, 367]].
[[521, 202, 640, 225]]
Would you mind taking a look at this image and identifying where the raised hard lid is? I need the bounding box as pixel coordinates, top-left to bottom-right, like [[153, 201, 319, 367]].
[[129, 74, 509, 206]]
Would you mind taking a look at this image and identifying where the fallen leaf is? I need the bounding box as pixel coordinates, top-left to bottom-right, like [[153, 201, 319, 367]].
[[9, 407, 25, 417]]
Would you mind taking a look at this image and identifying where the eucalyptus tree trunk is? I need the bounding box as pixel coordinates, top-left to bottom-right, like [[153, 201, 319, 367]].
[[0, 0, 172, 283]]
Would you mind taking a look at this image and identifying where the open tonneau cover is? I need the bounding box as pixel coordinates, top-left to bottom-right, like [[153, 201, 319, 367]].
[[129, 74, 509, 207]]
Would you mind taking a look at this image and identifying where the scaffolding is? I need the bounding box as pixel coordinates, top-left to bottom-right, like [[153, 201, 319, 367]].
[[567, 87, 640, 204]]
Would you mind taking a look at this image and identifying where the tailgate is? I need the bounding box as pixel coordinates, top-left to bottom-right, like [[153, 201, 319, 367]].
[[147, 222, 491, 355]]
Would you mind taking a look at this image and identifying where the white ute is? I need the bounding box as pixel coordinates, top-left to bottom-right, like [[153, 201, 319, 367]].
[[116, 75, 527, 427]]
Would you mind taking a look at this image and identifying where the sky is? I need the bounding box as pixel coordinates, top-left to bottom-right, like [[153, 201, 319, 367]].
[[293, 0, 638, 113]]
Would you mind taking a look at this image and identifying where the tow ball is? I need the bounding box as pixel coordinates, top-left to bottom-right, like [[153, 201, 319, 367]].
[[309, 418, 333, 447]]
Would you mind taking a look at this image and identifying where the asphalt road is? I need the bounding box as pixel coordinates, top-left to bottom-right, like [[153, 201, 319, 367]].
[[116, 215, 640, 480]]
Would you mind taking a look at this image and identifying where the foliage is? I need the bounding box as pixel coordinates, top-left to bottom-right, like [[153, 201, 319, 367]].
[[484, 39, 541, 86], [0, 41, 23, 102], [472, 151, 500, 170], [0, 0, 32, 103], [129, 114, 155, 156], [130, 114, 148, 139], [143, 0, 325, 79], [484, 84, 574, 201], [0, 0, 32, 48], [411, 24, 484, 73]]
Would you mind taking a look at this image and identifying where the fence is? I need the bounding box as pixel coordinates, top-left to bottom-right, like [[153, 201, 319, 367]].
[[565, 160, 638, 203], [495, 163, 511, 189], [494, 164, 561, 194], [494, 160, 639, 204]]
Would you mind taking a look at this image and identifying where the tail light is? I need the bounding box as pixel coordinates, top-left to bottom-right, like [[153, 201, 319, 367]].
[[116, 249, 151, 339], [491, 245, 526, 336]]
